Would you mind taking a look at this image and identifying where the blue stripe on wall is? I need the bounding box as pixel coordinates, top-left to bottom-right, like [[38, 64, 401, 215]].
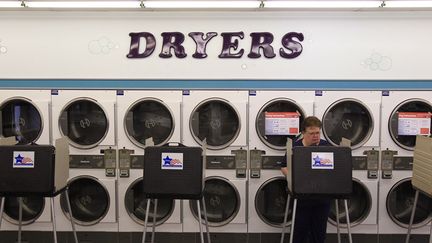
[[1, 79, 432, 90]]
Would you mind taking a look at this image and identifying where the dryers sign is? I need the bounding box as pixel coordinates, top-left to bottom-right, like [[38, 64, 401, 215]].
[[13, 151, 35, 168], [311, 152, 334, 170], [127, 31, 304, 59], [397, 112, 431, 136], [161, 153, 184, 170]]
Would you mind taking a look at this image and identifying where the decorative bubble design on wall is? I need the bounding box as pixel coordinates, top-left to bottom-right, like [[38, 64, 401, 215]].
[[88, 36, 119, 55], [362, 52, 392, 71], [0, 39, 7, 55]]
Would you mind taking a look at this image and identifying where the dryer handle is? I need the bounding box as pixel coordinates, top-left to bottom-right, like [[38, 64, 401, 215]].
[[162, 142, 186, 147]]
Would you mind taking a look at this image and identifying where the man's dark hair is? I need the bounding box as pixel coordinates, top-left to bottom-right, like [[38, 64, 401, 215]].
[[301, 116, 322, 132]]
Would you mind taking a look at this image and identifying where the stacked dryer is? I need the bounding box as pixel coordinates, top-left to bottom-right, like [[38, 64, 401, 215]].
[[51, 90, 118, 232], [314, 91, 380, 234], [117, 90, 182, 233], [0, 90, 52, 231], [182, 90, 248, 233], [248, 90, 314, 233], [379, 91, 432, 235]]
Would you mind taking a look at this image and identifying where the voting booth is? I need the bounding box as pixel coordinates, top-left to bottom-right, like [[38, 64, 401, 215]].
[[282, 139, 353, 243], [288, 146, 352, 199], [0, 137, 78, 243], [142, 141, 210, 243], [406, 135, 432, 243]]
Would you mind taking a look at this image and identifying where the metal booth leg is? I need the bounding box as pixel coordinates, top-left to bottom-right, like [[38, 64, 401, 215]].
[[288, 199, 298, 243], [280, 194, 291, 243], [335, 199, 341, 243], [200, 197, 211, 243], [50, 197, 58, 243], [429, 218, 432, 243], [343, 199, 353, 243], [18, 197, 23, 243], [64, 187, 79, 243], [0, 197, 4, 228], [196, 200, 205, 243], [405, 190, 420, 243], [151, 199, 158, 243], [142, 198, 152, 243]]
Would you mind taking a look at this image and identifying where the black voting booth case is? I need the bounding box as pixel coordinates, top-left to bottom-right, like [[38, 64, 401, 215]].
[[289, 146, 353, 199], [143, 144, 204, 199], [0, 145, 57, 196]]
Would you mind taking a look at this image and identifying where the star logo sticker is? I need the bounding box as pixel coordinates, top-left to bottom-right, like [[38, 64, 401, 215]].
[[313, 155, 321, 166], [15, 154, 24, 164], [163, 156, 172, 165]]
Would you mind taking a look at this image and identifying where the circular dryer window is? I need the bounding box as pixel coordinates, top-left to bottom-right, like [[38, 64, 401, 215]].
[[124, 178, 174, 226], [0, 99, 42, 144], [386, 178, 432, 228], [190, 99, 240, 149], [389, 99, 432, 151], [124, 99, 175, 147], [60, 176, 110, 226], [328, 179, 372, 227], [3, 196, 44, 225], [322, 99, 373, 149], [255, 177, 294, 228], [59, 99, 108, 148], [190, 177, 240, 227], [255, 99, 306, 150]]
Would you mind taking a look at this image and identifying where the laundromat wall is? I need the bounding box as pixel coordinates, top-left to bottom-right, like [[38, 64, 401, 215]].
[[1, 11, 432, 243]]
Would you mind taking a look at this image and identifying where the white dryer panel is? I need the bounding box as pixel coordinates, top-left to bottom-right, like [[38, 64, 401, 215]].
[[182, 175, 247, 233], [378, 171, 432, 234], [327, 171, 378, 234], [0, 90, 51, 145], [118, 169, 182, 232], [249, 91, 315, 155], [54, 170, 118, 232], [182, 90, 248, 150], [381, 91, 432, 157], [314, 91, 381, 155], [51, 90, 116, 151], [117, 90, 182, 154]]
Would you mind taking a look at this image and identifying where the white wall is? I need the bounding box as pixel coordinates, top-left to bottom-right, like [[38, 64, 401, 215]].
[[0, 11, 431, 80]]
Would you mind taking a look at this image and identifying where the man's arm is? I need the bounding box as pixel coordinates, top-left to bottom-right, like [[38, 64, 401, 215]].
[[280, 167, 289, 176]]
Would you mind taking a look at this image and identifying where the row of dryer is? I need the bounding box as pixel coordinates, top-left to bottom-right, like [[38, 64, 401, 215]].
[[0, 89, 431, 236]]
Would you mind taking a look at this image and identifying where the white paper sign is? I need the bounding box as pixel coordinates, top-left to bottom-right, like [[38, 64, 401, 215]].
[[265, 112, 300, 135], [398, 112, 431, 136]]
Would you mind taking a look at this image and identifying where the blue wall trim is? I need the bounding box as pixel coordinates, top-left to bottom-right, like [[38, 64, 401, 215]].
[[1, 79, 432, 90]]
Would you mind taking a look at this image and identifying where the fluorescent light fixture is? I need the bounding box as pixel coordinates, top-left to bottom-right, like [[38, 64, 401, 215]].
[[144, 1, 259, 8], [385, 1, 432, 8], [0, 1, 22, 8], [26, 1, 140, 8], [264, 1, 381, 9]]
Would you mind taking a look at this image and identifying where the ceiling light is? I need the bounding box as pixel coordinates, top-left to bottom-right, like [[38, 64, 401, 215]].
[[385, 1, 432, 8], [144, 1, 259, 8], [26, 1, 140, 8], [264, 1, 382, 9], [0, 1, 22, 8]]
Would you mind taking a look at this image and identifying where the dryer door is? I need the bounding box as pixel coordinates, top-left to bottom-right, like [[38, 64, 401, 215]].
[[255, 177, 294, 228], [0, 99, 42, 145], [124, 178, 176, 226], [322, 99, 374, 149], [2, 196, 45, 225], [388, 99, 432, 150], [255, 99, 306, 150], [386, 178, 432, 228], [124, 99, 175, 147], [190, 176, 243, 226], [328, 179, 373, 227], [190, 99, 240, 150], [60, 176, 114, 226], [59, 99, 108, 149]]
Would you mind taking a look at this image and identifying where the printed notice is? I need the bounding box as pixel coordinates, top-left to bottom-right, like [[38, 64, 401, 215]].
[[398, 112, 431, 136], [265, 112, 300, 136]]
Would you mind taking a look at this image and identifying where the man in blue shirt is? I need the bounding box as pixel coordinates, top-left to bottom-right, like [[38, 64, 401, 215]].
[[281, 116, 331, 243]]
